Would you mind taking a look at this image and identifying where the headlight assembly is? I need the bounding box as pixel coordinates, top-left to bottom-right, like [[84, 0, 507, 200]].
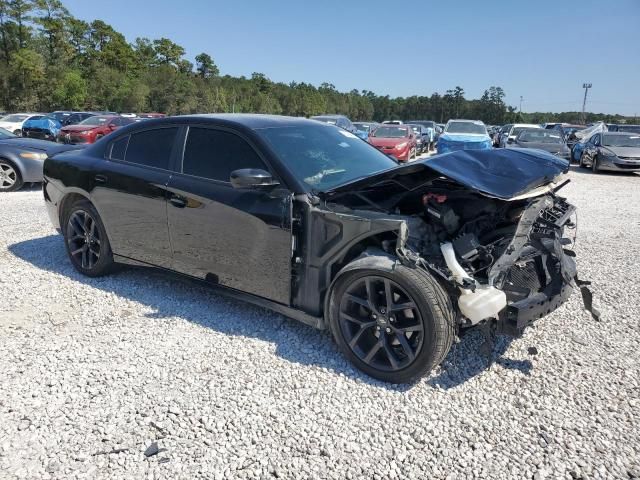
[[19, 152, 48, 160]]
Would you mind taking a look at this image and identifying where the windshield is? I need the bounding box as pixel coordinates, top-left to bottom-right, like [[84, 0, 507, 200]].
[[1, 114, 30, 122], [445, 121, 486, 135], [372, 126, 409, 138], [353, 123, 371, 132], [518, 130, 563, 143], [49, 112, 71, 121], [511, 127, 532, 137], [258, 124, 398, 191], [79, 116, 108, 126], [0, 127, 17, 139], [602, 134, 640, 148]]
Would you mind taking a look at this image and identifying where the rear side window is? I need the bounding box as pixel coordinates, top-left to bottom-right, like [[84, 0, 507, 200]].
[[182, 127, 267, 182], [109, 136, 129, 160], [125, 128, 178, 170]]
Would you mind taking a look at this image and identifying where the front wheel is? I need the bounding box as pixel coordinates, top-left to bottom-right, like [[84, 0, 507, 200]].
[[63, 200, 115, 277], [13, 129, 22, 136], [328, 262, 455, 383], [0, 159, 23, 192], [592, 156, 599, 173]]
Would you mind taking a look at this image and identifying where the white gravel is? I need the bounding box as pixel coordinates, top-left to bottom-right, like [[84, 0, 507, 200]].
[[1, 169, 639, 480]]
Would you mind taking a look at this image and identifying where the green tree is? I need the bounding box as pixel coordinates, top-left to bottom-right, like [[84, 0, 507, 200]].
[[195, 52, 218, 78]]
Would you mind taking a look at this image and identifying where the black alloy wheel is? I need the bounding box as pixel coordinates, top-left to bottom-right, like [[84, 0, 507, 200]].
[[64, 201, 115, 276], [338, 275, 425, 372], [66, 209, 102, 269]]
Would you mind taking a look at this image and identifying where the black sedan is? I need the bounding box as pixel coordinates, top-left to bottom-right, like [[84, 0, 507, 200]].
[[43, 115, 586, 383], [506, 128, 571, 160]]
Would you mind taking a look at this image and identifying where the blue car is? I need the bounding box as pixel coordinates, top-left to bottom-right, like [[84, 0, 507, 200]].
[[22, 111, 94, 141], [437, 120, 493, 154]]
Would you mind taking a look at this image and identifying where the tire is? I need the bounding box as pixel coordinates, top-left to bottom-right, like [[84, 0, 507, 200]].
[[328, 262, 455, 383], [592, 156, 599, 173], [13, 129, 22, 136], [578, 152, 586, 168], [63, 200, 115, 277], [0, 158, 23, 192]]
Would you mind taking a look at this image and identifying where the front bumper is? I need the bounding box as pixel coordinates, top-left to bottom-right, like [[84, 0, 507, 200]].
[[597, 156, 640, 172], [57, 132, 91, 144], [23, 128, 55, 141]]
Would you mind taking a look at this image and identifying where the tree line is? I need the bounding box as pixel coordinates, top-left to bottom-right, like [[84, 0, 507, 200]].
[[0, 0, 634, 125]]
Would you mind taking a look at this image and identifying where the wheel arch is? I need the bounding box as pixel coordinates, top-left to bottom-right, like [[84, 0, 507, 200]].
[[58, 191, 93, 227], [0, 153, 25, 178]]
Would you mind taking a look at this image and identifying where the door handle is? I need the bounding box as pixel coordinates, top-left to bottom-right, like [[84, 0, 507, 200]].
[[94, 174, 107, 183], [169, 195, 187, 208]]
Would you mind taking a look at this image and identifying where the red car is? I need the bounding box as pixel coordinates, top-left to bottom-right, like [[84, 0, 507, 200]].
[[57, 115, 135, 144], [368, 125, 417, 162]]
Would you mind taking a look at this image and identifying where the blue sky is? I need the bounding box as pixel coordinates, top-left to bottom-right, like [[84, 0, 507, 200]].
[[63, 0, 640, 115]]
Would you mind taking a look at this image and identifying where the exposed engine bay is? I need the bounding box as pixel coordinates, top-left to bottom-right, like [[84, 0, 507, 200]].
[[321, 173, 598, 337]]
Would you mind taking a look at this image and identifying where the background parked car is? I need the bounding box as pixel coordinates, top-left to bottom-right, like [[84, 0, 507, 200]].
[[406, 120, 437, 150], [609, 124, 640, 134], [437, 119, 492, 154], [311, 114, 365, 138], [0, 128, 81, 191], [137, 113, 167, 119], [499, 123, 541, 147], [406, 124, 430, 154], [0, 113, 45, 136], [22, 111, 95, 141], [368, 124, 417, 161], [552, 124, 586, 151], [353, 121, 380, 137], [57, 115, 136, 144], [506, 128, 571, 159], [494, 124, 511, 146], [577, 132, 640, 173]]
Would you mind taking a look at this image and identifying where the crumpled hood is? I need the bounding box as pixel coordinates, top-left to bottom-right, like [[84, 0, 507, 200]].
[[603, 146, 640, 158], [439, 133, 490, 143], [327, 148, 570, 200], [23, 117, 61, 132]]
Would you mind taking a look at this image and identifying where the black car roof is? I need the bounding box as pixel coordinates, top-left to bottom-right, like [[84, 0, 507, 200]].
[[160, 114, 322, 130]]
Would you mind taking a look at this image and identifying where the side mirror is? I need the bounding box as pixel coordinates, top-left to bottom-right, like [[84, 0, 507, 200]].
[[230, 168, 279, 189]]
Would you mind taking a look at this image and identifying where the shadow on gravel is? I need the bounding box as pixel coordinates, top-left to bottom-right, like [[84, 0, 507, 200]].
[[10, 234, 528, 390], [428, 333, 532, 389]]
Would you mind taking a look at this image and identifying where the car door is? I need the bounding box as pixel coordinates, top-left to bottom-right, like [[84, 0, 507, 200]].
[[91, 126, 179, 268], [166, 125, 292, 305]]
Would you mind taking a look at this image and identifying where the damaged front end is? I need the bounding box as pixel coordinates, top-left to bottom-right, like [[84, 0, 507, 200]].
[[322, 148, 596, 338]]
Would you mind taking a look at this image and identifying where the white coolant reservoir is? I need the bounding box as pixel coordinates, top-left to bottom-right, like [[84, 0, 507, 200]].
[[457, 284, 507, 324], [440, 242, 507, 324]]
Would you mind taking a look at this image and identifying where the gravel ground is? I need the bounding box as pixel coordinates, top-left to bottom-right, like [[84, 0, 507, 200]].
[[1, 168, 639, 480]]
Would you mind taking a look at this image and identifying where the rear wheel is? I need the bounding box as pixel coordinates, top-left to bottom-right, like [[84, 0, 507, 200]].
[[13, 129, 21, 136], [63, 200, 115, 277], [329, 262, 454, 383], [0, 159, 23, 192]]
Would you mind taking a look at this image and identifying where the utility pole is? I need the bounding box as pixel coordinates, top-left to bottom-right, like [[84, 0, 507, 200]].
[[581, 83, 592, 124], [519, 96, 523, 113]]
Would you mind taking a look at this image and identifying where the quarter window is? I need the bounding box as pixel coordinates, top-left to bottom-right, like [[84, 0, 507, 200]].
[[182, 127, 268, 182], [109, 136, 129, 161], [124, 128, 178, 170]]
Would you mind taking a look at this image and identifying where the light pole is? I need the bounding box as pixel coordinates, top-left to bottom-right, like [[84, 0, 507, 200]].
[[519, 95, 523, 113], [581, 83, 592, 124]]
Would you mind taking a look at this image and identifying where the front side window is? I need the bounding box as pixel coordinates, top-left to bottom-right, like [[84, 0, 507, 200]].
[[125, 128, 178, 169], [182, 127, 267, 182]]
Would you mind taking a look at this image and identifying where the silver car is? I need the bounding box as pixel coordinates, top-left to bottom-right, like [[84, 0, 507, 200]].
[[0, 128, 81, 192], [578, 132, 640, 173]]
